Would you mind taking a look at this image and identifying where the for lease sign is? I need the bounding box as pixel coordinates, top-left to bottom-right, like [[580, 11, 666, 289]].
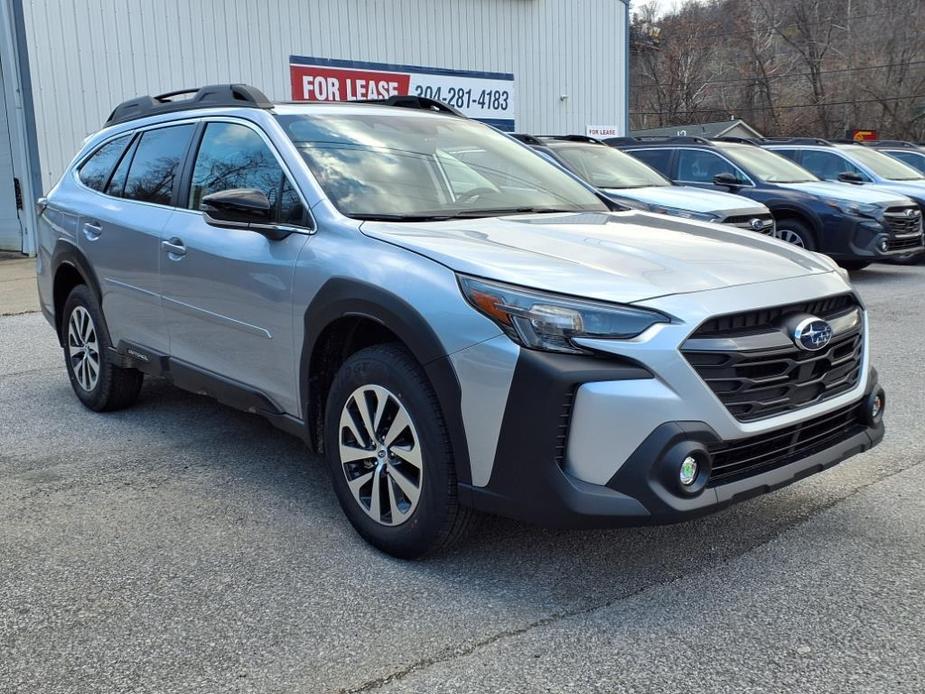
[[289, 55, 516, 130]]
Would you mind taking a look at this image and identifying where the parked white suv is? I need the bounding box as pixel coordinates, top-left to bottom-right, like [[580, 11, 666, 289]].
[[35, 85, 885, 557]]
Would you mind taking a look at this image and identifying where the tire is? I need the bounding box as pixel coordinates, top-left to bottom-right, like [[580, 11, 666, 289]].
[[324, 343, 473, 558], [62, 284, 143, 412], [838, 260, 872, 272], [774, 218, 816, 250]]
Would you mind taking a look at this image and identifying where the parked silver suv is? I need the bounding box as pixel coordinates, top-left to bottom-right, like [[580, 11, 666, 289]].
[[36, 85, 885, 557]]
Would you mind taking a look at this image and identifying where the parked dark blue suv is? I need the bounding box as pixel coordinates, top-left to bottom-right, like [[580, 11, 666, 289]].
[[607, 136, 920, 270]]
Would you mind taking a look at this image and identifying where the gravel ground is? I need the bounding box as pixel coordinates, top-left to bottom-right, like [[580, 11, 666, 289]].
[[0, 263, 923, 693]]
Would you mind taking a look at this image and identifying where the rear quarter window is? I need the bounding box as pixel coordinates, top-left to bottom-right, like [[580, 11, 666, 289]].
[[122, 124, 195, 205], [627, 148, 672, 176], [78, 135, 132, 191]]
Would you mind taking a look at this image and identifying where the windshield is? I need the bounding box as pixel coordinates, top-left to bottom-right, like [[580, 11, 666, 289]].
[[838, 145, 925, 181], [550, 144, 670, 188], [716, 143, 818, 183], [276, 111, 608, 219]]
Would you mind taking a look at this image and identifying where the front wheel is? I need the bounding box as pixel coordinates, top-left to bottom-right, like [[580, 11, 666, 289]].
[[62, 285, 143, 411], [324, 344, 472, 558], [774, 219, 815, 250]]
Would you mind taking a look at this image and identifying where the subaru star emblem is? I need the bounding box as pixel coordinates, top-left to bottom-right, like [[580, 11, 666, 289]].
[[905, 208, 918, 217], [749, 218, 767, 230], [793, 317, 833, 351]]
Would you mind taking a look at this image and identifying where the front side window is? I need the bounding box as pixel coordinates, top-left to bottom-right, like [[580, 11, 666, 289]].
[[677, 150, 747, 184], [551, 145, 670, 189], [276, 111, 607, 219], [890, 150, 925, 174], [78, 135, 132, 192], [188, 122, 303, 226], [122, 125, 195, 205], [799, 150, 867, 181]]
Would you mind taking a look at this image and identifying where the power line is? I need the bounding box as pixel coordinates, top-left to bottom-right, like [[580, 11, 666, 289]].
[[630, 93, 925, 116], [633, 59, 925, 91]]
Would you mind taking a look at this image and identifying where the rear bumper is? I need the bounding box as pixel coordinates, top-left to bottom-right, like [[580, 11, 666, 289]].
[[459, 363, 884, 529]]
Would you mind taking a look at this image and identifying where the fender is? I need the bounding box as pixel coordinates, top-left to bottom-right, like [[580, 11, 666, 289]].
[[50, 240, 106, 343], [301, 278, 472, 485], [764, 201, 824, 236]]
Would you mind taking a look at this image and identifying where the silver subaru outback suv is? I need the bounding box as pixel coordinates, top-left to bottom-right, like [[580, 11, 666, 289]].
[[35, 85, 885, 557]]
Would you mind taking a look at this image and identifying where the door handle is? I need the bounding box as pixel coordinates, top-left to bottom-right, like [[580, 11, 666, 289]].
[[162, 237, 187, 258], [82, 221, 102, 241]]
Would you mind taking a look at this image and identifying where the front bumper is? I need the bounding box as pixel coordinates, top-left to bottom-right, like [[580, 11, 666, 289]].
[[824, 214, 924, 261], [459, 361, 884, 529]]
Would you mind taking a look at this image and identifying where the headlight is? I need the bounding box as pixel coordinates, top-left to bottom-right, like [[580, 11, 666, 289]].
[[650, 206, 719, 223], [823, 199, 881, 218], [458, 276, 670, 354]]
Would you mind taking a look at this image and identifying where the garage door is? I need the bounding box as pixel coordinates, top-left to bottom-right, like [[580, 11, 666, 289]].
[[0, 54, 24, 252]]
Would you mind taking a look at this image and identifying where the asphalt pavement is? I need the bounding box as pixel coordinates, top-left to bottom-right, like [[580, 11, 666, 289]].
[[0, 263, 923, 693]]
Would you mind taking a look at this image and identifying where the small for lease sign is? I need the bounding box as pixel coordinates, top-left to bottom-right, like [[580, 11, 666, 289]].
[[586, 125, 621, 139], [290, 55, 516, 131]]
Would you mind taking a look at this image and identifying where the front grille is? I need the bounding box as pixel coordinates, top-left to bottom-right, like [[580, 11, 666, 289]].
[[707, 402, 865, 486], [721, 213, 775, 235], [683, 295, 864, 421], [691, 294, 857, 338], [883, 206, 923, 237]]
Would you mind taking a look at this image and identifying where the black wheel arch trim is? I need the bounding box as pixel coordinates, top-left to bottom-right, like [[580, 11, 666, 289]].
[[300, 277, 473, 485], [51, 240, 106, 344]]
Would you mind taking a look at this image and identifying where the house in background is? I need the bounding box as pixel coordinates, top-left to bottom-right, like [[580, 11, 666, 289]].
[[633, 119, 763, 140]]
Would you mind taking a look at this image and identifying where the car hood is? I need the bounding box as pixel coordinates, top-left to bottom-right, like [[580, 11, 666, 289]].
[[602, 185, 767, 215], [860, 181, 925, 205], [779, 181, 911, 206], [360, 211, 834, 305]]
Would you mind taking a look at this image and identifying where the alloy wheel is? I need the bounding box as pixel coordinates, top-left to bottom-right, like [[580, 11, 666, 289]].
[[776, 228, 806, 247], [338, 385, 423, 526], [67, 306, 101, 392]]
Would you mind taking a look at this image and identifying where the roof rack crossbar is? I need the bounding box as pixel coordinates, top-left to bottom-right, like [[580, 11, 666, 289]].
[[759, 136, 833, 146], [602, 136, 639, 146], [712, 136, 760, 145], [510, 133, 545, 146], [104, 83, 273, 127], [535, 134, 606, 145]]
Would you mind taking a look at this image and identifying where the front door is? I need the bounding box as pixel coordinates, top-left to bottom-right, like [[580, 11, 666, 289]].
[[159, 120, 310, 414], [0, 54, 24, 252]]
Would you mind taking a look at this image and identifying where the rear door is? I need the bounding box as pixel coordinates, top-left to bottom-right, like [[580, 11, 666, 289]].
[[159, 119, 311, 413], [76, 124, 195, 353]]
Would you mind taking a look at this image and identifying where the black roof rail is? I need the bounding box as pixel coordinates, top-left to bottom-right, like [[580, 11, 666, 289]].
[[510, 133, 545, 146], [536, 134, 606, 145], [629, 135, 713, 145], [105, 84, 273, 127], [759, 136, 833, 146], [712, 136, 760, 146], [602, 136, 639, 146], [356, 95, 465, 117]]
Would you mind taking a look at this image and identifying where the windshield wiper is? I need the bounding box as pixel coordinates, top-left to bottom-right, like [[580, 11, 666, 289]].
[[444, 206, 583, 219], [350, 213, 456, 222]]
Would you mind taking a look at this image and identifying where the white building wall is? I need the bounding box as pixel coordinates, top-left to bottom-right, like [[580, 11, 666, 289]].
[[21, 0, 627, 191]]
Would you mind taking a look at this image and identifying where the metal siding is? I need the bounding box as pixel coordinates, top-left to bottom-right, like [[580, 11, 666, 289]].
[[20, 0, 626, 191]]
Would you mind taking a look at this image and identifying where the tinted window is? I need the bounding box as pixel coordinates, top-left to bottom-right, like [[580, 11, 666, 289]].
[[122, 125, 195, 205], [189, 122, 302, 224], [78, 135, 131, 191], [677, 150, 746, 184], [799, 150, 867, 181], [627, 148, 672, 176], [105, 138, 137, 197]]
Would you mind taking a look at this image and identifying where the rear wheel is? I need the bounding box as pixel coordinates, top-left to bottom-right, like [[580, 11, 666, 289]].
[[774, 219, 815, 250], [324, 344, 472, 558], [62, 285, 143, 411]]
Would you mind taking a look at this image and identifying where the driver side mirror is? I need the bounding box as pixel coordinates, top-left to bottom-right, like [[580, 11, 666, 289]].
[[201, 188, 290, 241], [713, 172, 741, 188], [837, 171, 864, 184]]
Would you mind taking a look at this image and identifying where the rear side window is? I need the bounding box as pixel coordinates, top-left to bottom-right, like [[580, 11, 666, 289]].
[[122, 125, 195, 205], [628, 148, 672, 176], [78, 135, 131, 191], [188, 122, 304, 224]]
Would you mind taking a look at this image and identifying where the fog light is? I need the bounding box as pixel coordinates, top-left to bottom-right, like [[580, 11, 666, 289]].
[[879, 239, 889, 252], [871, 394, 882, 419], [862, 387, 886, 426], [679, 456, 698, 486]]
